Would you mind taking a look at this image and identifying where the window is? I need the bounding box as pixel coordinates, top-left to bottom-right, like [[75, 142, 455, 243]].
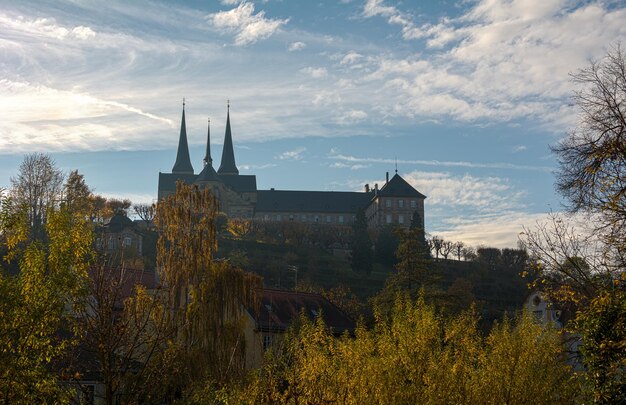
[[410, 200, 417, 209], [301, 215, 307, 222], [385, 200, 391, 208], [264, 214, 269, 220], [277, 214, 282, 221], [399, 199, 404, 208], [123, 237, 132, 247], [398, 215, 404, 224], [386, 214, 392, 224], [263, 335, 272, 351], [289, 214, 294, 221], [326, 215, 331, 223], [339, 215, 344, 223], [314, 215, 319, 222]]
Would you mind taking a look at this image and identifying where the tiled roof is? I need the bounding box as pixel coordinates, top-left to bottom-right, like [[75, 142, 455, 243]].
[[217, 108, 239, 175], [219, 174, 257, 193], [250, 289, 355, 335], [158, 172, 198, 195], [256, 189, 373, 214], [172, 108, 194, 174], [378, 173, 426, 198]]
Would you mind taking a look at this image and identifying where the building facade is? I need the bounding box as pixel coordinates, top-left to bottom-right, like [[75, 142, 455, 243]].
[[158, 105, 426, 229]]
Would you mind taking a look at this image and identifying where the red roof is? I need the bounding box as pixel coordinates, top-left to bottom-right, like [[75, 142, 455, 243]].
[[250, 289, 355, 335]]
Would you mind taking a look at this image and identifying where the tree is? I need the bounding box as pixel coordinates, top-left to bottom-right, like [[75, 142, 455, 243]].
[[153, 181, 261, 398], [350, 209, 373, 275], [0, 191, 92, 403], [10, 153, 64, 241], [105, 198, 132, 216], [523, 45, 626, 402], [63, 170, 92, 216], [454, 241, 465, 261], [235, 297, 580, 404], [553, 44, 626, 232], [132, 203, 155, 225]]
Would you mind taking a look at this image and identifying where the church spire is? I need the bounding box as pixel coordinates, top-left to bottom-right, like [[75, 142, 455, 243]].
[[203, 118, 212, 167], [217, 100, 239, 175], [172, 99, 194, 174]]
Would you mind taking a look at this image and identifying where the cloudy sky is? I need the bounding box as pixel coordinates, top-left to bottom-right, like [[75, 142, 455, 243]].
[[1, 0, 625, 248]]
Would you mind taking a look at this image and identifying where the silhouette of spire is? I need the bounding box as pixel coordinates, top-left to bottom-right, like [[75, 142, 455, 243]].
[[217, 100, 239, 175], [172, 99, 194, 174], [203, 118, 212, 167]]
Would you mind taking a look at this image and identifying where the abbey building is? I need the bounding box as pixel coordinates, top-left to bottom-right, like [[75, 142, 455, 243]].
[[158, 105, 426, 229]]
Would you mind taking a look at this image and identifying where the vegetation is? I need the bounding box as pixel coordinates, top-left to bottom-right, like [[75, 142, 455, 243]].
[[523, 44, 626, 403], [231, 296, 580, 404]]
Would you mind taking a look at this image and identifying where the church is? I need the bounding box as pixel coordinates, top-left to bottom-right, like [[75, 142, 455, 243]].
[[158, 104, 426, 229]]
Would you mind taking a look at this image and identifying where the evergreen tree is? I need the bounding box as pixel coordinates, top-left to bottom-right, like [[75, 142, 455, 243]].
[[350, 209, 372, 275]]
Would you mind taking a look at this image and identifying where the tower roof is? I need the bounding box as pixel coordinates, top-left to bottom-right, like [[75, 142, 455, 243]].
[[203, 118, 212, 167], [196, 161, 219, 183], [217, 103, 239, 175], [378, 173, 426, 198], [172, 103, 194, 174]]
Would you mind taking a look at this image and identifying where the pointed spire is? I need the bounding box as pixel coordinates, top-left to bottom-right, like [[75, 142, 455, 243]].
[[203, 118, 212, 167], [172, 99, 194, 174], [217, 100, 239, 175]]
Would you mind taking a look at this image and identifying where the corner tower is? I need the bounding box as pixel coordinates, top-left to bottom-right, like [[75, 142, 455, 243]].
[[217, 101, 239, 175]]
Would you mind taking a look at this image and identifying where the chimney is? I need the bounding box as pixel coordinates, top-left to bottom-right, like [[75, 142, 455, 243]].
[[365, 184, 370, 193], [374, 183, 378, 195], [386, 171, 389, 184]]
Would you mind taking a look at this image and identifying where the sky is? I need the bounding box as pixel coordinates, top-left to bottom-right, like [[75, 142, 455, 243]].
[[1, 0, 625, 248]]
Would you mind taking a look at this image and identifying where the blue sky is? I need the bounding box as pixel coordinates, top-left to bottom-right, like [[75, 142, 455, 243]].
[[1, 0, 625, 248]]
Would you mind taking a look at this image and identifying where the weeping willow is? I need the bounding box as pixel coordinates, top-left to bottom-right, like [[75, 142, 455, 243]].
[[154, 181, 261, 392]]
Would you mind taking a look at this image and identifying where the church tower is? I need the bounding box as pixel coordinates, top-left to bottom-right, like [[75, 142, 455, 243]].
[[172, 100, 194, 174], [217, 102, 239, 175]]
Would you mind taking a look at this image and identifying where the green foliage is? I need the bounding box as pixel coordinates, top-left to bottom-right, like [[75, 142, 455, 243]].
[[0, 191, 94, 403], [576, 287, 626, 403], [235, 296, 580, 404], [350, 209, 373, 275], [152, 181, 262, 398]]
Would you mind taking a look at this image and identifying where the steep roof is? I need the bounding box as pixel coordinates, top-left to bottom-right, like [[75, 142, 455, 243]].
[[203, 118, 212, 167], [172, 106, 194, 174], [103, 212, 135, 233], [158, 172, 198, 197], [196, 162, 219, 183], [219, 174, 257, 193], [378, 173, 426, 198], [256, 189, 373, 214], [250, 289, 355, 334], [217, 106, 239, 175]]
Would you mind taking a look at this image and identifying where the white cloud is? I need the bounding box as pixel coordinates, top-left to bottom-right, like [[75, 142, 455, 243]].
[[328, 151, 552, 172], [513, 145, 527, 152], [220, 0, 242, 5], [435, 212, 548, 249], [340, 51, 363, 65], [288, 41, 306, 51], [357, 0, 626, 126], [329, 162, 370, 170], [334, 109, 368, 125], [277, 147, 306, 161], [300, 66, 328, 78], [403, 170, 524, 213], [209, 2, 289, 46]]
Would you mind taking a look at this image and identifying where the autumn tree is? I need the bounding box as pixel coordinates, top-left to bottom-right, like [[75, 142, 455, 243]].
[[153, 181, 261, 398], [0, 189, 93, 403], [132, 203, 155, 225], [523, 45, 626, 402], [10, 153, 64, 241], [236, 296, 580, 404]]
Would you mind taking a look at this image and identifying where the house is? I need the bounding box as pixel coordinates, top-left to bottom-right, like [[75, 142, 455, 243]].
[[243, 289, 355, 370]]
